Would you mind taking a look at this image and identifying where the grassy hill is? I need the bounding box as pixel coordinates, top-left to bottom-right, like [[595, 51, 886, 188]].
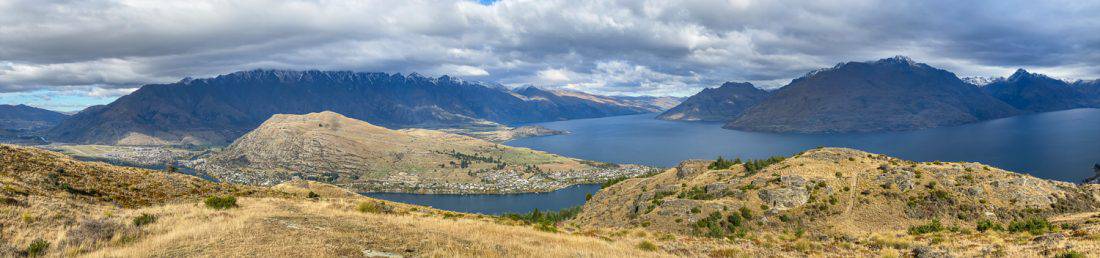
[[192, 111, 654, 194], [0, 144, 669, 257], [573, 147, 1100, 256]]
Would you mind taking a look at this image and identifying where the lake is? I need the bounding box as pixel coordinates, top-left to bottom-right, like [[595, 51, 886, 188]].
[[366, 108, 1100, 214], [509, 108, 1100, 183], [362, 184, 600, 215]]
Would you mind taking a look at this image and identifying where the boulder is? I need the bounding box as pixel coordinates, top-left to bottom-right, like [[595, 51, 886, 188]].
[[758, 187, 809, 210]]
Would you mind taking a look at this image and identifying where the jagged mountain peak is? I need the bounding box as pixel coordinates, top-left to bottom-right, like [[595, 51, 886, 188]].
[[1008, 68, 1036, 81], [874, 55, 918, 66]]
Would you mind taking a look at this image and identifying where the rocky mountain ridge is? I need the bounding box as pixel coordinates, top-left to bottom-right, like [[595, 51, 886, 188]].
[[982, 69, 1095, 112], [47, 70, 675, 146], [725, 56, 1021, 133]]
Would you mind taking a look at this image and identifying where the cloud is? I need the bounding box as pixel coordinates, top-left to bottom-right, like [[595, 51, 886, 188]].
[[2, 0, 1099, 109]]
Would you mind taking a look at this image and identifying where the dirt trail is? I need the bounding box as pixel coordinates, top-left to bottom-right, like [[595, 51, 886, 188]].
[[844, 170, 858, 215]]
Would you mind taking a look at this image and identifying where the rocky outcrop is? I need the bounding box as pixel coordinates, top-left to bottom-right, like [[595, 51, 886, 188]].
[[573, 147, 1100, 237]]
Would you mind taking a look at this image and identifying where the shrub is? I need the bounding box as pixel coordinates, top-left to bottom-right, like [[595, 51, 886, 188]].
[[307, 191, 320, 199], [502, 206, 581, 225], [1055, 251, 1085, 258], [133, 213, 157, 227], [708, 156, 740, 170], [907, 219, 944, 235], [204, 196, 238, 210], [690, 207, 701, 214], [739, 207, 753, 219], [26, 239, 49, 257], [679, 186, 713, 200], [356, 201, 392, 214], [601, 177, 629, 188], [743, 156, 786, 174], [1008, 217, 1054, 235], [636, 240, 658, 251], [976, 219, 1002, 232], [727, 213, 743, 227], [534, 222, 559, 233]]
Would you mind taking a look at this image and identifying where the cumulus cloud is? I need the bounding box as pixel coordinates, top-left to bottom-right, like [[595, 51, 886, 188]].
[[2, 0, 1099, 107]]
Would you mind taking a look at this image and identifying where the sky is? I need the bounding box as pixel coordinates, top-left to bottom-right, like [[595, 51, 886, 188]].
[[2, 0, 1100, 112]]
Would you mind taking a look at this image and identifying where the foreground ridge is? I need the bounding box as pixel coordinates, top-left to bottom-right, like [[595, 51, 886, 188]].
[[3, 144, 1099, 257]]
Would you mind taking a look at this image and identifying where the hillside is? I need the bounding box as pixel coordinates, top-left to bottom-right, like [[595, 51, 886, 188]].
[[656, 82, 770, 122], [191, 111, 655, 193], [573, 147, 1100, 256], [0, 144, 267, 208], [726, 56, 1020, 133], [0, 144, 673, 257], [983, 69, 1093, 112], [47, 70, 660, 146], [0, 104, 68, 131], [4, 144, 1100, 257]]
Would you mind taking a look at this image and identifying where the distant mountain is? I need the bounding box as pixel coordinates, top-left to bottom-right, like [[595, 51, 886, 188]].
[[961, 76, 1003, 87], [726, 56, 1020, 133], [982, 69, 1093, 112], [1073, 79, 1100, 106], [605, 95, 684, 111], [656, 82, 770, 122], [511, 86, 669, 118], [0, 104, 68, 131], [48, 70, 657, 146], [192, 111, 652, 193]]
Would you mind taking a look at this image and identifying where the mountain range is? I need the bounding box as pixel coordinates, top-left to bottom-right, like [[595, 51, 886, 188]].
[[661, 56, 1100, 133], [655, 82, 770, 122], [725, 56, 1020, 133], [982, 69, 1094, 112], [0, 104, 68, 131], [46, 70, 674, 146]]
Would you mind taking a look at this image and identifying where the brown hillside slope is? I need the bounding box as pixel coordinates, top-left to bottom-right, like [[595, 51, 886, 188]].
[[194, 111, 653, 194], [0, 145, 674, 257], [574, 147, 1100, 256]]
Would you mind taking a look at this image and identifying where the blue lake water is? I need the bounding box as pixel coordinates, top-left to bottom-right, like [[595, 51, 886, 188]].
[[366, 108, 1100, 214], [362, 184, 600, 215], [509, 108, 1100, 183]]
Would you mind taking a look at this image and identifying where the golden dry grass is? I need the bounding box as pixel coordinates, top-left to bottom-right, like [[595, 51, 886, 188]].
[[84, 197, 679, 258]]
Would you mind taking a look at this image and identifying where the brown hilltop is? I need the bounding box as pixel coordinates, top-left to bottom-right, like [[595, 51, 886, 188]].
[[573, 147, 1100, 256], [193, 111, 654, 193]]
